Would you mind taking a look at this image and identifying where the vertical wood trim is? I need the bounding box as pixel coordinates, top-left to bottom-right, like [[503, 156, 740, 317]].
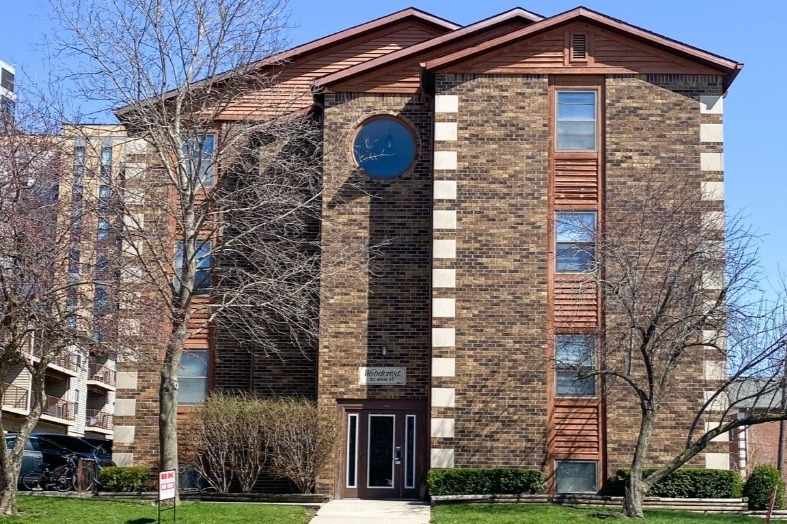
[[546, 77, 557, 493]]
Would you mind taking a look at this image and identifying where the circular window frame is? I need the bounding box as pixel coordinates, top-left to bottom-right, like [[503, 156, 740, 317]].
[[350, 114, 418, 181]]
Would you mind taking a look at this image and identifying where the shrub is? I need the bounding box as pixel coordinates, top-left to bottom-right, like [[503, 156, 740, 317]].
[[182, 392, 273, 493], [743, 464, 785, 510], [267, 398, 340, 494], [182, 394, 339, 494], [427, 468, 544, 496], [99, 466, 150, 492], [607, 468, 743, 498]]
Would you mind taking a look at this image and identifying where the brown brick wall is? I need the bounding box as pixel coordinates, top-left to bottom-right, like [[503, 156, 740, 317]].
[[603, 74, 726, 474], [435, 73, 550, 469], [317, 92, 434, 489]]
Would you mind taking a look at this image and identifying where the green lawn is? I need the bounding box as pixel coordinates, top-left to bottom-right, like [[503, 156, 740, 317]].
[[7, 496, 311, 523], [431, 503, 760, 523]]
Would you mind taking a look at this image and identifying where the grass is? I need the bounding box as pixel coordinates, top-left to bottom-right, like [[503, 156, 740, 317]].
[[5, 496, 311, 523], [431, 503, 761, 523]]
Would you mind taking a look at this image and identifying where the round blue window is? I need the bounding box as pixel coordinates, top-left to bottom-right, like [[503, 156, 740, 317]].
[[352, 117, 416, 179]]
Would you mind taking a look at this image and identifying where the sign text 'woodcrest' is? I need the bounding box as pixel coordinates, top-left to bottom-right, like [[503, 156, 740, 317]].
[[358, 367, 406, 385]]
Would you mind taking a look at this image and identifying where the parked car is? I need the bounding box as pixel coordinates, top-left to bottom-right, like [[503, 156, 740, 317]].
[[31, 433, 114, 467], [4, 435, 44, 486]]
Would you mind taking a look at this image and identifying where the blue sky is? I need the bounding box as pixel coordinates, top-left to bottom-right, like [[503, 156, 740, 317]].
[[1, 0, 785, 287]]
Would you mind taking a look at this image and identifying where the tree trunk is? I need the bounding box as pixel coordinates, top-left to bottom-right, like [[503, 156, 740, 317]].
[[623, 407, 657, 518], [160, 326, 186, 502], [0, 468, 18, 516]]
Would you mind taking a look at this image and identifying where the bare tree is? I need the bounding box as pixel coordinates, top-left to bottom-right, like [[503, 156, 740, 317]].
[[0, 93, 132, 514], [47, 0, 353, 487], [565, 176, 787, 518]]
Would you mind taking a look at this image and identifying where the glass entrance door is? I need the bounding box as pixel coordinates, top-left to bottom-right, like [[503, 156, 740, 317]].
[[342, 406, 421, 499]]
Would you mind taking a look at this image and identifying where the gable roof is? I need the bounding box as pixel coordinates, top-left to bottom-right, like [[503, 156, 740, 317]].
[[422, 6, 743, 91], [115, 8, 459, 118], [313, 8, 543, 90]]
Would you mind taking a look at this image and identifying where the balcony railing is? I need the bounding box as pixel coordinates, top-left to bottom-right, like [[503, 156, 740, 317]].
[[88, 363, 116, 387], [85, 410, 113, 431], [2, 382, 29, 411], [44, 395, 75, 421], [50, 350, 80, 372]]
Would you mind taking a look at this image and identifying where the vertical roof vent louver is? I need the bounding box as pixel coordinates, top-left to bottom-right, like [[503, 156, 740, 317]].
[[572, 33, 587, 60]]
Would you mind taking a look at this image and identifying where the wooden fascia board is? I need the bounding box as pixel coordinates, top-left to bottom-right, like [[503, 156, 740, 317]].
[[423, 7, 742, 86], [313, 9, 544, 90], [115, 8, 459, 119]]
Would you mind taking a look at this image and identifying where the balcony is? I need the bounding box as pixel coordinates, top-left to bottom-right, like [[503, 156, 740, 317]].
[[2, 382, 29, 414], [42, 394, 76, 424], [49, 350, 80, 375], [87, 363, 116, 390], [85, 410, 113, 433]]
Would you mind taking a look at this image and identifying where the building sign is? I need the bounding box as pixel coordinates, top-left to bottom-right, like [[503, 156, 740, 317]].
[[359, 367, 406, 385], [159, 470, 176, 501]]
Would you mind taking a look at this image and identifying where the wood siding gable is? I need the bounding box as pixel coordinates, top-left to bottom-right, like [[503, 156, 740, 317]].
[[218, 20, 448, 119], [441, 21, 725, 76]]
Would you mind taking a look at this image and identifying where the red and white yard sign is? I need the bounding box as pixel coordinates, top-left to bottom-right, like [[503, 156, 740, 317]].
[[159, 470, 176, 501]]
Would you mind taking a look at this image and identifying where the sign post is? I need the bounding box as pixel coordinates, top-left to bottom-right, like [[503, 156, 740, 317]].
[[158, 470, 177, 523]]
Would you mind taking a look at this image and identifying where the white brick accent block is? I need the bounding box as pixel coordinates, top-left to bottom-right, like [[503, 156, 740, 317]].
[[434, 151, 457, 170], [433, 298, 455, 318], [434, 180, 457, 200], [114, 399, 137, 417], [116, 371, 139, 389], [435, 122, 458, 141], [113, 425, 136, 444], [432, 357, 456, 377], [704, 360, 726, 381], [705, 421, 730, 442], [433, 239, 456, 259], [703, 270, 723, 290], [124, 139, 148, 154], [432, 388, 456, 408], [700, 95, 723, 115], [431, 418, 455, 438], [705, 452, 730, 470], [433, 210, 457, 230], [701, 181, 724, 200], [704, 390, 730, 412], [700, 152, 723, 171], [702, 211, 724, 230], [123, 163, 146, 181], [435, 95, 459, 113], [112, 452, 134, 467], [432, 328, 456, 347], [433, 269, 456, 288], [431, 448, 455, 468], [700, 123, 723, 143]]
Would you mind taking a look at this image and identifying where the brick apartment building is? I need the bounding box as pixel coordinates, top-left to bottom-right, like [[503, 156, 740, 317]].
[[105, 6, 742, 498]]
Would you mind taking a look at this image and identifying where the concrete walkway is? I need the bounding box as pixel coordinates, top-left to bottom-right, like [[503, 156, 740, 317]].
[[310, 499, 430, 523]]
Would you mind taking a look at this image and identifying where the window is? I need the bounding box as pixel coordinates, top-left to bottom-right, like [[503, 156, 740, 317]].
[[556, 212, 596, 272], [174, 241, 212, 294], [73, 146, 85, 175], [98, 185, 111, 210], [352, 116, 416, 180], [100, 146, 112, 181], [97, 218, 110, 240], [555, 335, 596, 397], [94, 284, 108, 313], [555, 461, 597, 493], [182, 133, 215, 187], [68, 247, 80, 276], [1, 68, 14, 92], [179, 350, 208, 405], [556, 91, 596, 150]]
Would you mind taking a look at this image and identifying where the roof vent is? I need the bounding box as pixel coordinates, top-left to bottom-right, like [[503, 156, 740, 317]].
[[572, 34, 587, 60]]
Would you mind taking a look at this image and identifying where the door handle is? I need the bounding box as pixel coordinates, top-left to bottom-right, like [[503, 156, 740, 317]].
[[394, 446, 402, 463]]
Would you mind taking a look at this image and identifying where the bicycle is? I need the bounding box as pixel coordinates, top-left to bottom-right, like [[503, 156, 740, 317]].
[[22, 454, 79, 492]]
